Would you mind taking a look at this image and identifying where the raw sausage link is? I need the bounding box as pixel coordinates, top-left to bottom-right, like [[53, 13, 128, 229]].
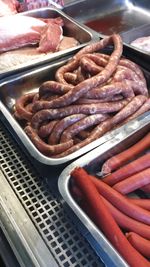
[[40, 94, 59, 101], [74, 35, 115, 59], [32, 34, 123, 111], [15, 92, 36, 121], [121, 98, 150, 124], [75, 95, 123, 104], [39, 81, 73, 97], [48, 114, 86, 145], [24, 125, 74, 156], [55, 58, 80, 84], [86, 82, 134, 99], [113, 66, 142, 83], [111, 95, 147, 125], [32, 93, 39, 102], [80, 56, 102, 75], [31, 100, 127, 129], [25, 103, 33, 113], [84, 53, 108, 67], [60, 114, 109, 142], [119, 58, 146, 82], [75, 66, 88, 83], [63, 72, 78, 85], [53, 119, 112, 158], [38, 120, 58, 138], [123, 80, 148, 97]]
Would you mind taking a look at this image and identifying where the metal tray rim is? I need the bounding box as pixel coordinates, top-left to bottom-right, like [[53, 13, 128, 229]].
[[122, 23, 150, 57], [58, 111, 150, 266], [1, 51, 150, 165], [1, 62, 150, 166]]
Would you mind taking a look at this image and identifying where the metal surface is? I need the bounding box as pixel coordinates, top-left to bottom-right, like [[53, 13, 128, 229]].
[[121, 23, 150, 58], [58, 111, 150, 267], [0, 57, 133, 166], [0, 118, 104, 267], [63, 0, 150, 35], [0, 170, 58, 267], [1, 51, 150, 165], [0, 228, 20, 267], [0, 7, 98, 80]]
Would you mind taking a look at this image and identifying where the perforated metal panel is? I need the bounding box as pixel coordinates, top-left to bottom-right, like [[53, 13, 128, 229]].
[[0, 119, 104, 267]]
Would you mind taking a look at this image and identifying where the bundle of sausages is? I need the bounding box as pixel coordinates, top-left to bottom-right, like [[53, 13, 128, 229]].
[[14, 34, 150, 158], [71, 134, 150, 266]]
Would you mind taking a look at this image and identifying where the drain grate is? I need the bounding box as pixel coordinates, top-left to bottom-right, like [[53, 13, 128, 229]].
[[0, 120, 104, 267]]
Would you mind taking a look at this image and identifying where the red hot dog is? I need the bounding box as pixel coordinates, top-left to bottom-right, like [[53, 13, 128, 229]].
[[102, 153, 150, 186], [71, 167, 150, 267], [126, 232, 150, 258], [101, 132, 150, 175]]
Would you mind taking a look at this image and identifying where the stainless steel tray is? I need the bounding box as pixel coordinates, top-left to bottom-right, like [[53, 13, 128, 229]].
[[0, 53, 150, 166], [58, 111, 150, 267], [0, 7, 98, 80], [0, 58, 126, 166], [121, 24, 150, 58], [63, 0, 150, 35]]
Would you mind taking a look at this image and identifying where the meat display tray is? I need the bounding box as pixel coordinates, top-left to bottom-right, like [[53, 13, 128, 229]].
[[0, 58, 114, 166], [58, 111, 150, 267], [1, 52, 150, 166], [0, 7, 98, 80], [63, 0, 150, 35], [121, 24, 150, 59]]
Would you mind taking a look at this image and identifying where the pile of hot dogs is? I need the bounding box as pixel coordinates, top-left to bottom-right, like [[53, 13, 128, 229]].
[[14, 34, 150, 158], [71, 132, 150, 267]]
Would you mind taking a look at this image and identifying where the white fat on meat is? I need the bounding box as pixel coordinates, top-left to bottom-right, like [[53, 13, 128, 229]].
[[131, 36, 150, 53], [0, 15, 46, 53], [0, 0, 19, 17], [0, 15, 64, 54]]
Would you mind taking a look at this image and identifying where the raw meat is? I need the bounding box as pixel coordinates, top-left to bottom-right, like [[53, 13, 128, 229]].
[[38, 17, 63, 53], [0, 15, 46, 53], [131, 36, 150, 53], [0, 15, 64, 53], [0, 38, 79, 73], [0, 0, 19, 17]]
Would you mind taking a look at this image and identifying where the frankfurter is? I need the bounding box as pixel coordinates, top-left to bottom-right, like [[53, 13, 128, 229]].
[[126, 232, 150, 258], [101, 132, 150, 175], [71, 167, 150, 267]]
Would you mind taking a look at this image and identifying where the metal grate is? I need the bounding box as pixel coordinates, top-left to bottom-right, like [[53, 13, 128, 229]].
[[0, 119, 104, 267]]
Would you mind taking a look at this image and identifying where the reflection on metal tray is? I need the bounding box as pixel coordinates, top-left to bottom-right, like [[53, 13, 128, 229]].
[[63, 0, 150, 35], [0, 7, 98, 80], [121, 23, 150, 58], [0, 53, 150, 166], [58, 111, 150, 267]]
